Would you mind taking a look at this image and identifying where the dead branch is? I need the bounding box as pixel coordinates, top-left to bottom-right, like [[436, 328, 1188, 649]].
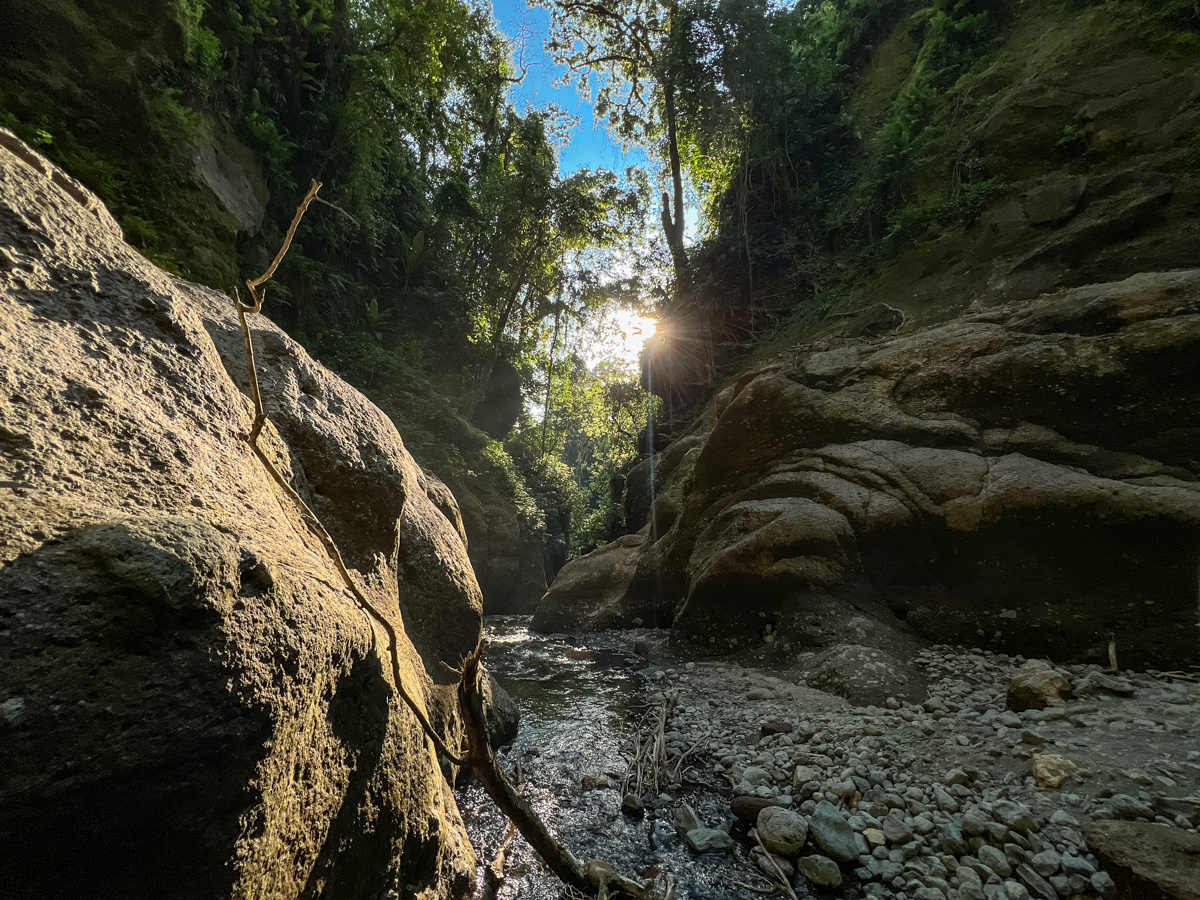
[[483, 823, 516, 898], [232, 180, 466, 767], [622, 690, 678, 798], [459, 647, 657, 900], [751, 828, 799, 900]]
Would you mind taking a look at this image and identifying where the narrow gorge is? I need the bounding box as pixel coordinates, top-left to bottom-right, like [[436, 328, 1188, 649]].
[[2, 0, 1200, 899]]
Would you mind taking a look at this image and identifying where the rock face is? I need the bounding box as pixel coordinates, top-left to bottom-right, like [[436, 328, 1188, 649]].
[[532, 531, 655, 632], [545, 269, 1200, 669], [448, 472, 547, 615], [470, 358, 523, 440], [0, 132, 481, 899], [1084, 820, 1200, 900]]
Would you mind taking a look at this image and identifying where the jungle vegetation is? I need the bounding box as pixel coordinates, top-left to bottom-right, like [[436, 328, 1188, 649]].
[[3, 0, 1196, 565]]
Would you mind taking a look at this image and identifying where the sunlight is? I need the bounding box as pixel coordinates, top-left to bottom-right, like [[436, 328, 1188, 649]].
[[587, 307, 658, 370]]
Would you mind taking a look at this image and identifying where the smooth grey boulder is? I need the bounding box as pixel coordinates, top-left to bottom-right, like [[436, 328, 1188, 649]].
[[797, 854, 843, 887], [685, 827, 733, 853], [757, 806, 809, 857], [809, 800, 859, 862]]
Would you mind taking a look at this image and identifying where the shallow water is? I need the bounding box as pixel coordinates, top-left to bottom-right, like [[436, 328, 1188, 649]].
[[455, 617, 775, 900]]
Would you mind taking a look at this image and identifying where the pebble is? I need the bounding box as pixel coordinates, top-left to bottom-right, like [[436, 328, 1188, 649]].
[[634, 643, 1199, 899]]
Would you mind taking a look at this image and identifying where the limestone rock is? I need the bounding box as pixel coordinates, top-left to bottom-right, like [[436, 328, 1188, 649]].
[[0, 133, 478, 899], [658, 269, 1200, 669], [809, 800, 859, 862], [621, 793, 644, 817], [1007, 660, 1073, 711], [881, 809, 914, 846], [685, 827, 733, 853], [1031, 754, 1077, 789], [192, 129, 269, 235], [1084, 820, 1200, 900], [757, 806, 809, 857], [731, 795, 788, 823], [481, 672, 521, 748], [754, 850, 796, 881], [673, 803, 702, 834], [797, 854, 843, 887], [791, 643, 927, 707], [532, 531, 652, 631]]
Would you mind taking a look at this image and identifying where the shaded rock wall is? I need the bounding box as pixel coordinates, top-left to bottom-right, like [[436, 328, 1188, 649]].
[[868, 8, 1200, 329], [0, 131, 480, 899], [539, 270, 1200, 670], [447, 472, 547, 615]]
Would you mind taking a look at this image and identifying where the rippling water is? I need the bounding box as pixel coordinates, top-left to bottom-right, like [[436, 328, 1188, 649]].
[[455, 617, 768, 900]]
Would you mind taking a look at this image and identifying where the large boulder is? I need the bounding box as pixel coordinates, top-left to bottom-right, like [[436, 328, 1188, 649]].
[[657, 270, 1200, 669], [1084, 820, 1200, 900], [791, 644, 927, 707], [0, 132, 480, 899], [481, 672, 520, 748], [532, 532, 655, 632]]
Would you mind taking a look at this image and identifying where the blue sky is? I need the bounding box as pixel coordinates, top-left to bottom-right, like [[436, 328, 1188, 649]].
[[487, 0, 675, 367], [489, 0, 652, 175]]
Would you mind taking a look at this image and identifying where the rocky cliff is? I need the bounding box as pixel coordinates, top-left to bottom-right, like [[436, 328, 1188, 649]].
[[543, 6, 1200, 680], [0, 131, 482, 899], [537, 269, 1200, 672]]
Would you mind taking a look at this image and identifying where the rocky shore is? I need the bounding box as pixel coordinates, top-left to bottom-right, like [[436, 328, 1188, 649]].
[[617, 635, 1200, 899]]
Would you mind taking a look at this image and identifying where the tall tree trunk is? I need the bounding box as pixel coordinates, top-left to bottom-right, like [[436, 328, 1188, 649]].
[[540, 305, 563, 458], [659, 76, 688, 285]]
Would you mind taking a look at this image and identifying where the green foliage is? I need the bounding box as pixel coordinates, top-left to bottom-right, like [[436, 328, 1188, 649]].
[[1063, 0, 1200, 52]]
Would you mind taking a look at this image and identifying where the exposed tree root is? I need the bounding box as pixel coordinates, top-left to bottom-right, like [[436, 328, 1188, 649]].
[[459, 646, 659, 900], [233, 181, 663, 899]]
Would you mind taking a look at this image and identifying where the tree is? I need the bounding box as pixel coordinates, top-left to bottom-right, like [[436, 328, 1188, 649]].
[[542, 0, 690, 284]]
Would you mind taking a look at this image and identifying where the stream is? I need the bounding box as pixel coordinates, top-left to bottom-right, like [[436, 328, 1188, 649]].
[[456, 617, 762, 900]]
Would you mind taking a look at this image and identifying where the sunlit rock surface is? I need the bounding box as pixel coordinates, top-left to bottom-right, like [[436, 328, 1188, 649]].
[[0, 130, 479, 900], [542, 270, 1200, 671]]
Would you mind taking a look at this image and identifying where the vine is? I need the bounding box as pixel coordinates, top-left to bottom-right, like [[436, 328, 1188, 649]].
[[232, 178, 467, 767]]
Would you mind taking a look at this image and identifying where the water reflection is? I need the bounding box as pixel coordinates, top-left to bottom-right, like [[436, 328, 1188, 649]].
[[455, 618, 765, 900]]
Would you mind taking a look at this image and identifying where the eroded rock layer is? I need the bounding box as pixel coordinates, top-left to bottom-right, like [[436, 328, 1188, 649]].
[[0, 131, 480, 900], [540, 271, 1200, 670]]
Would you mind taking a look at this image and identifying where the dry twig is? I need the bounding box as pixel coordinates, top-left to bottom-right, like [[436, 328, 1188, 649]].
[[232, 179, 466, 767], [751, 828, 799, 900]]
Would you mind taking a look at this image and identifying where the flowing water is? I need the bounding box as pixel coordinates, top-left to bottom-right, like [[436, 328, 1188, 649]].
[[456, 617, 755, 900]]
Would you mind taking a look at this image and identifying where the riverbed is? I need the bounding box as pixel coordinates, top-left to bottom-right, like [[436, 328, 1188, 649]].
[[456, 617, 769, 900]]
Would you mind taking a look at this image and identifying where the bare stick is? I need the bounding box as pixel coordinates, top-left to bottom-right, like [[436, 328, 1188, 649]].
[[243, 179, 322, 310], [458, 646, 591, 893], [484, 823, 516, 897], [458, 648, 656, 900], [752, 828, 799, 900], [232, 180, 467, 767]]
